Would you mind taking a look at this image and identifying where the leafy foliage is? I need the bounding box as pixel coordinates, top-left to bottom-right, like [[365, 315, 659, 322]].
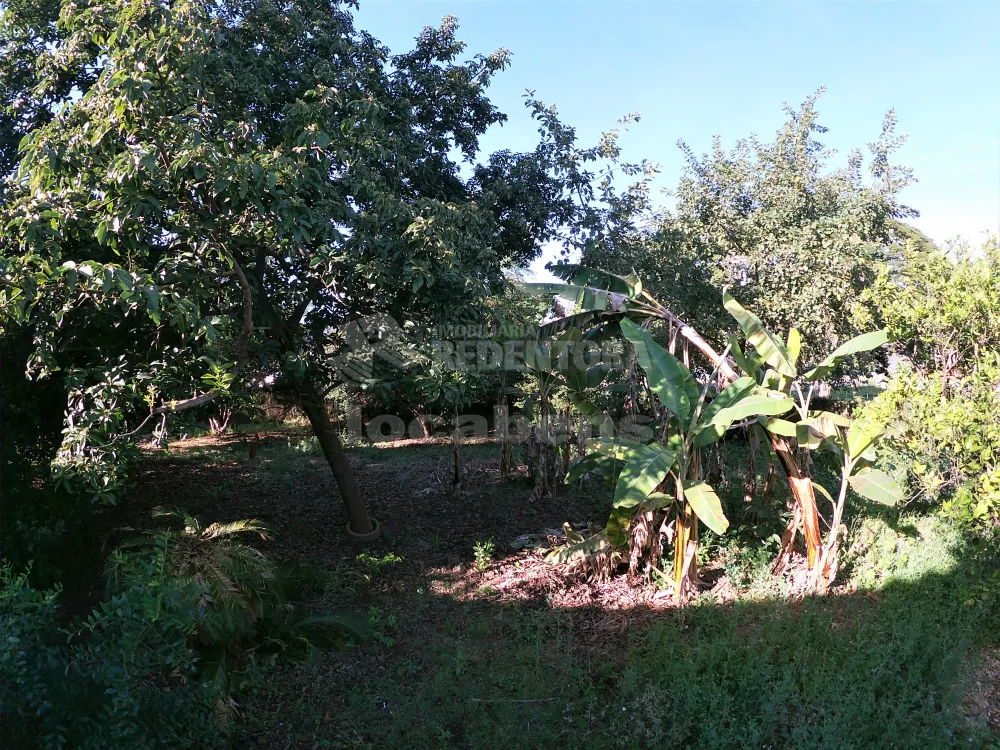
[[1, 562, 222, 749], [583, 89, 918, 364], [548, 317, 793, 599], [856, 235, 1000, 376], [1, 510, 362, 746], [862, 357, 1000, 525], [0, 0, 630, 528]]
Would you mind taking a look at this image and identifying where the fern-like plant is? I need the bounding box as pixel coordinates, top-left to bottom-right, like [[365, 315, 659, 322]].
[[107, 508, 365, 727]]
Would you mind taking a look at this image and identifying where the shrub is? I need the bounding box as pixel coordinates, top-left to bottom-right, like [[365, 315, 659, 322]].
[[1, 563, 221, 749], [1, 509, 363, 747], [860, 355, 1000, 525]]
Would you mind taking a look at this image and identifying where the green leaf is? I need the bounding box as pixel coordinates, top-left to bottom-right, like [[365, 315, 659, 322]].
[[620, 318, 698, 424], [761, 417, 797, 437], [795, 420, 823, 450], [812, 481, 835, 505], [517, 282, 611, 311], [584, 364, 612, 389], [697, 376, 756, 424], [692, 376, 756, 446], [613, 442, 677, 509], [786, 327, 802, 370], [846, 415, 883, 460], [729, 335, 760, 377], [588, 437, 652, 461], [605, 507, 633, 546], [546, 264, 642, 299], [723, 292, 796, 377], [804, 330, 890, 382], [681, 479, 729, 534], [564, 452, 616, 483], [849, 468, 902, 506], [143, 287, 161, 324], [808, 410, 852, 428], [694, 390, 794, 446], [754, 423, 777, 461]]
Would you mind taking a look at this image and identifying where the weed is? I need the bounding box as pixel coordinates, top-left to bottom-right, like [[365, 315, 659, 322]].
[[368, 607, 397, 648], [357, 551, 404, 583], [473, 538, 495, 572]]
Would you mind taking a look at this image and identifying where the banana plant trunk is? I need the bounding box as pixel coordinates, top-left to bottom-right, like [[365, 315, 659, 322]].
[[673, 451, 702, 601], [743, 433, 757, 503], [770, 435, 822, 570], [640, 307, 824, 575], [673, 498, 699, 600]]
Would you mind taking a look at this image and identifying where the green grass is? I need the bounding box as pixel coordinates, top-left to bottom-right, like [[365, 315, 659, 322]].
[[239, 520, 999, 749], [133, 429, 1000, 748]]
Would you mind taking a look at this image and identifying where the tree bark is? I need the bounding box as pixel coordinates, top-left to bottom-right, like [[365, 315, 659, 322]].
[[0, 342, 4, 560], [300, 383, 374, 535]]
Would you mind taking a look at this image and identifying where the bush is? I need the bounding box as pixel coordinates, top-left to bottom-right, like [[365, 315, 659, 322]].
[[1, 510, 363, 748], [860, 355, 1000, 525], [1, 563, 221, 749]]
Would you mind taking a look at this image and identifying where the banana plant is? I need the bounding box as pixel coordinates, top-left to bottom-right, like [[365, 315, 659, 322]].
[[804, 414, 902, 591], [550, 319, 793, 601], [519, 266, 819, 566], [722, 291, 892, 580], [509, 326, 614, 501]]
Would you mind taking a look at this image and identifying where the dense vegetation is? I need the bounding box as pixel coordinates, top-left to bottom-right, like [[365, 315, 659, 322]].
[[2, 1, 999, 747]]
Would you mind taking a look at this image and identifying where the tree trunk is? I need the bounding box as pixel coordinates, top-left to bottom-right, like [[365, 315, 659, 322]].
[[300, 384, 374, 535], [451, 423, 462, 495], [0, 343, 4, 560]]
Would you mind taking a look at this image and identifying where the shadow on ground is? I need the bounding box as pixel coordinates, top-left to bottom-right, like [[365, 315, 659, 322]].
[[115, 433, 1000, 749]]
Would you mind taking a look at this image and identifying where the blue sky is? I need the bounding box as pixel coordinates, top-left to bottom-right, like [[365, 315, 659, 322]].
[[355, 1, 1000, 278]]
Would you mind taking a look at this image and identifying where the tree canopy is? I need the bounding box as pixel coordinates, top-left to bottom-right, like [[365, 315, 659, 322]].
[[584, 89, 920, 365], [0, 0, 645, 529]]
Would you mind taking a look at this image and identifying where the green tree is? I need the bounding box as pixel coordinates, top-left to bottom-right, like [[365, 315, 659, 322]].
[[586, 89, 918, 364], [855, 235, 1000, 376], [0, 1, 616, 534]]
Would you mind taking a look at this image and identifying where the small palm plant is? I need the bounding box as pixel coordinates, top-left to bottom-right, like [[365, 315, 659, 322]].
[[108, 508, 364, 727]]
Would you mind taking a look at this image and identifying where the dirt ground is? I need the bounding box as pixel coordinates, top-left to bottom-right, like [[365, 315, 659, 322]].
[[111, 429, 1000, 749], [124, 430, 678, 632]]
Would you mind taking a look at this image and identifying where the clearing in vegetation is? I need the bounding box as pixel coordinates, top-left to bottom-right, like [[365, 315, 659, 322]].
[[115, 427, 1000, 749]]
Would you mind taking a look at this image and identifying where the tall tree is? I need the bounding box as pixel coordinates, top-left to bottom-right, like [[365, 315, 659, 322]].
[[587, 89, 918, 365], [0, 1, 602, 534]]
